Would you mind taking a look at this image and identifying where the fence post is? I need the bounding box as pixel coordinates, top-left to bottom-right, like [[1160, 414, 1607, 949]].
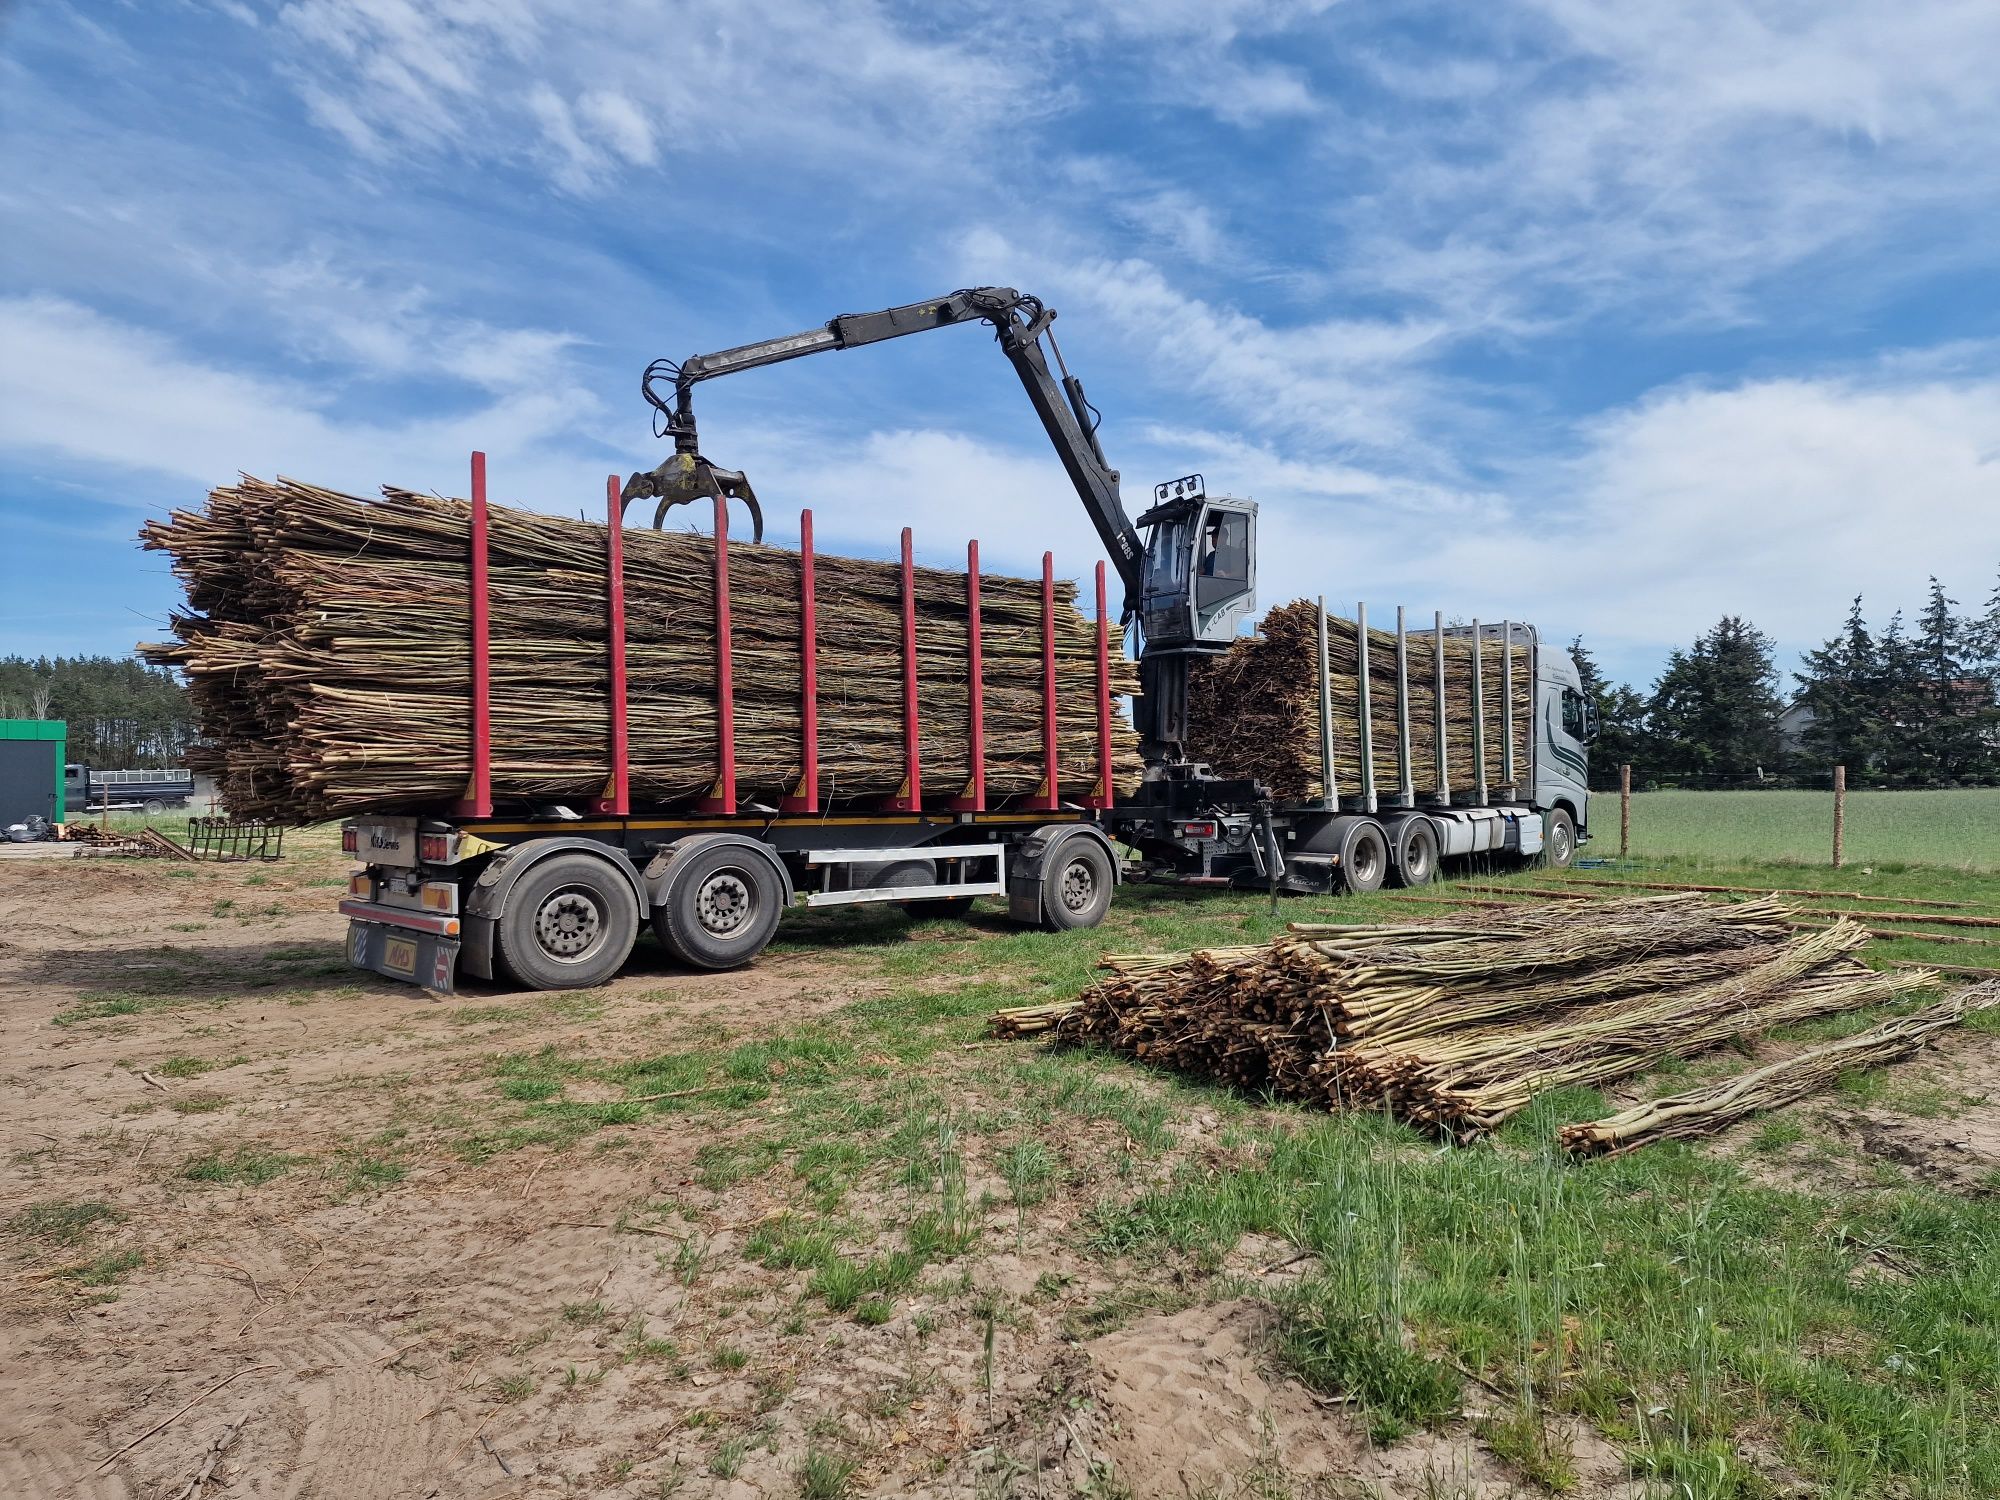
[[1619, 763, 1631, 858], [1832, 765, 1846, 868]]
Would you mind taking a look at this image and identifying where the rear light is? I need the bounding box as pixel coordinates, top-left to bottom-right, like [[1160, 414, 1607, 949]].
[[419, 881, 456, 913], [419, 832, 451, 863], [347, 872, 371, 898], [341, 826, 358, 854], [1179, 821, 1217, 839]]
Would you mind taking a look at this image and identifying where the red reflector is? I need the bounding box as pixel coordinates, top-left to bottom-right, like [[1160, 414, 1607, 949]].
[[1181, 821, 1216, 838], [341, 827, 358, 854], [419, 833, 450, 863]]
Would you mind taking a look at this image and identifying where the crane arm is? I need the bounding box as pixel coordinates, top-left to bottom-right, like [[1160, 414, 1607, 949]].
[[629, 287, 1146, 615]]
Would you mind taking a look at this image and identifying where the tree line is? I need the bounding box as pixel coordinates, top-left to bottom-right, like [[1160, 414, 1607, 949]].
[[0, 656, 198, 768], [1573, 572, 2000, 790]]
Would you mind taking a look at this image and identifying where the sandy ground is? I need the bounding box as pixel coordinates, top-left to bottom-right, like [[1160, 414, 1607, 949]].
[[3, 840, 1993, 1500]]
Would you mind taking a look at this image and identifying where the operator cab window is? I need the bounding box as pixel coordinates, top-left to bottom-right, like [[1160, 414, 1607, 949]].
[[1194, 510, 1249, 610], [1561, 687, 1587, 739]]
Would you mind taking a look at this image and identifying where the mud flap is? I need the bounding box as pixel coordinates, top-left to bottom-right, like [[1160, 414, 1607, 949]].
[[347, 920, 460, 993]]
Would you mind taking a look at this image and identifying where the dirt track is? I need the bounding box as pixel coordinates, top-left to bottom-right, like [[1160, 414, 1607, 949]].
[[5, 838, 1996, 1499]]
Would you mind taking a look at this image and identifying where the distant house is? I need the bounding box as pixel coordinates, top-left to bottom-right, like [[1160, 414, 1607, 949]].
[[1777, 697, 1817, 758]]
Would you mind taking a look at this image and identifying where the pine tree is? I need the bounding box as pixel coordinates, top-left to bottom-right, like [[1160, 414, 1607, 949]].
[[1910, 578, 1988, 780], [1794, 596, 1881, 778], [1568, 636, 1648, 787], [1646, 618, 1782, 780]]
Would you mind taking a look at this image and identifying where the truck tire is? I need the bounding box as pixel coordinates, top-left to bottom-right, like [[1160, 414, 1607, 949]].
[[1041, 837, 1113, 931], [651, 837, 785, 971], [494, 851, 639, 991], [1337, 819, 1389, 894], [1388, 819, 1439, 888], [1545, 809, 1577, 870], [143, 798, 166, 815]]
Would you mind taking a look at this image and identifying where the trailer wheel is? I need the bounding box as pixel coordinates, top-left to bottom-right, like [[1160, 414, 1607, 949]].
[[143, 798, 166, 815], [1337, 819, 1389, 894], [1388, 819, 1439, 888], [652, 838, 784, 971], [494, 852, 639, 991], [1545, 809, 1577, 870], [1041, 838, 1113, 931]]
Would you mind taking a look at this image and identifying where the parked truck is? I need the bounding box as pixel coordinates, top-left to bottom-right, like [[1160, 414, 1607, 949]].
[[339, 289, 1594, 993], [63, 763, 196, 814]]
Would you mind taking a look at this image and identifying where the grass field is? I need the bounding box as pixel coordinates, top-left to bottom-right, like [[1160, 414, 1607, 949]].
[[1605, 788, 2000, 871]]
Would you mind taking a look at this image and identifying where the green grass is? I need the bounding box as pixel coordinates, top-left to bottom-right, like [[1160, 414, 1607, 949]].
[[7, 1199, 123, 1247], [1612, 788, 2000, 870], [57, 1249, 144, 1287], [180, 1147, 304, 1186]]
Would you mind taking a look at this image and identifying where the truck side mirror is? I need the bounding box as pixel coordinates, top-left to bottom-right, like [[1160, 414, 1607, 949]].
[[1582, 701, 1601, 741]]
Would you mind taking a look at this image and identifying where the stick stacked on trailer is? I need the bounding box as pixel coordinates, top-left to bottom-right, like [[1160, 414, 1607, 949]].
[[992, 894, 1942, 1140], [140, 477, 1142, 822], [1186, 599, 1531, 802]]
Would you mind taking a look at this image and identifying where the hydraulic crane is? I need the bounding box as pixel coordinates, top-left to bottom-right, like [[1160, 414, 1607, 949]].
[[623, 287, 1258, 768]]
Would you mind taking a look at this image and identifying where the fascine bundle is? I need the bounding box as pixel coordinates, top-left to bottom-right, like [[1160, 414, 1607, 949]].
[[140, 477, 1142, 822], [1186, 598, 1532, 803], [995, 894, 1941, 1142]]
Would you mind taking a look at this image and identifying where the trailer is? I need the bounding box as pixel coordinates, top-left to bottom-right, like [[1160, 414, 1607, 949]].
[[338, 465, 1124, 993], [1108, 595, 1594, 895]]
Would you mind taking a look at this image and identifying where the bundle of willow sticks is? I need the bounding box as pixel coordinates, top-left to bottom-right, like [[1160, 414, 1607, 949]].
[[1559, 980, 2000, 1155], [1186, 599, 1531, 802], [140, 477, 1142, 821], [991, 894, 1940, 1140]]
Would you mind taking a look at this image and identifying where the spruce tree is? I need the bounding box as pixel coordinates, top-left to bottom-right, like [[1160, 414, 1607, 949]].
[[1794, 596, 1881, 778], [1646, 618, 1782, 780]]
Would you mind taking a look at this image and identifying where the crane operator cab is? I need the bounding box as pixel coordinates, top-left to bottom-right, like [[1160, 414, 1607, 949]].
[[1136, 475, 1257, 653]]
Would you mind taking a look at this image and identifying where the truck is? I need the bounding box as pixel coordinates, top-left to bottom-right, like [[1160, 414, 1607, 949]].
[[63, 763, 197, 815], [338, 288, 1595, 993]]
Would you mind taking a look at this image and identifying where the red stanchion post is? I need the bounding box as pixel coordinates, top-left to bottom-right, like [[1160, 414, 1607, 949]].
[[782, 509, 819, 813], [950, 539, 986, 812], [458, 450, 493, 819], [1089, 561, 1112, 809], [888, 526, 922, 812], [1033, 551, 1059, 811], [598, 474, 630, 817], [697, 495, 736, 814]]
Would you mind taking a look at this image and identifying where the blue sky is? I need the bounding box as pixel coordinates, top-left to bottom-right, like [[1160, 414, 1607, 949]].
[[2, 1, 1997, 691]]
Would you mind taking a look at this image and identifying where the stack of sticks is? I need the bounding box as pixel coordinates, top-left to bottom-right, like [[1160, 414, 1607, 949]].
[[140, 477, 1142, 821], [1186, 600, 1531, 803], [993, 894, 1946, 1140]]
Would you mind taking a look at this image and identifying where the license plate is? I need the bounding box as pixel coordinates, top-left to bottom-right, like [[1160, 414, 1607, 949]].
[[383, 936, 419, 975]]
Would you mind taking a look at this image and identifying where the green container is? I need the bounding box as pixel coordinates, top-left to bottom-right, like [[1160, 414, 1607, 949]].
[[0, 719, 68, 823]]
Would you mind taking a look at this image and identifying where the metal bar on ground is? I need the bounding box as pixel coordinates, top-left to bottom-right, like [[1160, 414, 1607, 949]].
[[1032, 551, 1060, 811], [1089, 560, 1113, 809], [1471, 617, 1488, 805], [1833, 765, 1846, 869], [1316, 596, 1337, 810], [782, 510, 819, 813], [697, 493, 737, 813], [597, 474, 630, 817], [1501, 620, 1515, 795], [949, 539, 986, 811], [457, 450, 493, 819], [1433, 610, 1449, 802], [1356, 603, 1376, 814], [1394, 606, 1414, 807]]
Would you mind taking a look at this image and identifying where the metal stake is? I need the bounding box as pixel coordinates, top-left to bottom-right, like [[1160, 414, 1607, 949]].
[[1501, 620, 1515, 798], [1471, 618, 1488, 806], [1356, 604, 1376, 814], [1394, 606, 1414, 808], [1315, 597, 1337, 810], [1433, 610, 1449, 802]]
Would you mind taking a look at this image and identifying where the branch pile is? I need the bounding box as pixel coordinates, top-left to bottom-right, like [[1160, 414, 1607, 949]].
[[1559, 980, 2000, 1155], [993, 894, 1943, 1140], [1187, 599, 1531, 801], [139, 477, 1141, 821]]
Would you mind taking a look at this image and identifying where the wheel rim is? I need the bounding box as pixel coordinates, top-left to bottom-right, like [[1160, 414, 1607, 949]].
[[1353, 837, 1383, 885], [694, 867, 756, 939], [1552, 824, 1572, 864], [1059, 856, 1096, 912], [534, 886, 605, 962], [1406, 836, 1432, 881]]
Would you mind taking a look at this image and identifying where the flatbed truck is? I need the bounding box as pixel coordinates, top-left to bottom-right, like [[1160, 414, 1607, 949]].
[[340, 290, 1594, 993]]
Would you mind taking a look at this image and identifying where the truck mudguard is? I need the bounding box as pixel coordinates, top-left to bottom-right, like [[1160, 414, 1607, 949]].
[[1006, 823, 1120, 926], [640, 833, 796, 910], [459, 836, 650, 981]]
